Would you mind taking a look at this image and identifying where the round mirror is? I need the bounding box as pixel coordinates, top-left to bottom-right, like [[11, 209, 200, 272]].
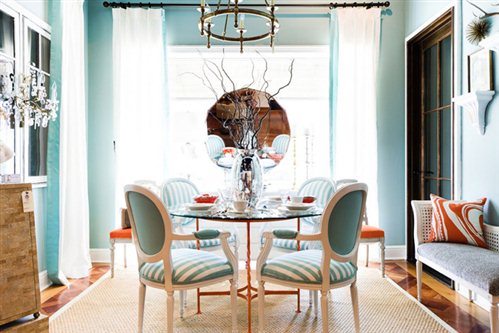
[[205, 88, 290, 171]]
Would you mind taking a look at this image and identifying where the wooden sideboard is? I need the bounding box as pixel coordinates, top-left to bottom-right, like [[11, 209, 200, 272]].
[[0, 183, 41, 326]]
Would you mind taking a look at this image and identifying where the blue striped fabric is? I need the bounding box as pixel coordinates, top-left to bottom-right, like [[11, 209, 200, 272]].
[[140, 249, 233, 285], [271, 134, 290, 154], [206, 135, 225, 161], [271, 239, 313, 251], [261, 250, 357, 284], [162, 179, 199, 227], [298, 178, 335, 227]]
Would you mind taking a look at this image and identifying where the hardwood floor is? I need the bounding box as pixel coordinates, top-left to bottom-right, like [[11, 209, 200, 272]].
[[40, 261, 491, 332], [40, 265, 110, 316]]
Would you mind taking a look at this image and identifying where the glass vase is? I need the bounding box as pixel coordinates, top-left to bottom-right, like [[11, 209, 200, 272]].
[[230, 149, 263, 208]]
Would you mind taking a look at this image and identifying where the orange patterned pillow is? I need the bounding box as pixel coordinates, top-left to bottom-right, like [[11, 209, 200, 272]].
[[429, 194, 487, 248]]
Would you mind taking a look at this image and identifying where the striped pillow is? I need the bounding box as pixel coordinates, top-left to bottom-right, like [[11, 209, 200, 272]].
[[429, 194, 487, 248]]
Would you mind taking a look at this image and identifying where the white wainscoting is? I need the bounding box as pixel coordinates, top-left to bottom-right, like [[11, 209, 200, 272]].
[[39, 270, 52, 291]]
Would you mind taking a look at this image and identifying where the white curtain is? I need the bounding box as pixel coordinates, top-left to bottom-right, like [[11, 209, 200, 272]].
[[333, 8, 381, 225], [112, 9, 167, 214], [59, 0, 92, 279]]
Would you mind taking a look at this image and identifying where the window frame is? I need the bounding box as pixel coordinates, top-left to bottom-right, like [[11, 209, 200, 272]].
[[0, 0, 52, 186]]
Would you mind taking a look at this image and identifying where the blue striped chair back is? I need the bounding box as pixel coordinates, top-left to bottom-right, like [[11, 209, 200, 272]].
[[162, 178, 200, 209], [271, 134, 290, 154], [298, 177, 336, 227], [206, 135, 225, 160]]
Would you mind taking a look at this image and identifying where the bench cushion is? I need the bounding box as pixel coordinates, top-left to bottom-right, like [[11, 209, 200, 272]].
[[418, 242, 499, 296]]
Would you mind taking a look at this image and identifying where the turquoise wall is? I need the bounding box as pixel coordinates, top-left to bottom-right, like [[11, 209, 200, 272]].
[[405, 1, 499, 226], [87, 0, 407, 247]]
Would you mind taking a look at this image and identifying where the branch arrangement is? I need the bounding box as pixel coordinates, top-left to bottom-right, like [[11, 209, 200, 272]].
[[185, 50, 294, 150], [466, 1, 499, 45]]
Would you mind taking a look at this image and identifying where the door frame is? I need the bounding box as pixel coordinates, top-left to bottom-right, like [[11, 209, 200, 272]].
[[405, 6, 461, 261]]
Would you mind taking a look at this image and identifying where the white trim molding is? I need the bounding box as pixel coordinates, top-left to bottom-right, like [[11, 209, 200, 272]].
[[363, 244, 406, 261], [39, 270, 52, 291], [90, 249, 111, 264]]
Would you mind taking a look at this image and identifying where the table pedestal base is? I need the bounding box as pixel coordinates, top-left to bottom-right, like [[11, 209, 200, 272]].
[[195, 220, 301, 333]]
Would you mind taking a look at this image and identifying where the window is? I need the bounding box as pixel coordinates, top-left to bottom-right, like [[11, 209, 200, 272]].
[[24, 23, 51, 181], [0, 3, 51, 184], [167, 46, 330, 191]]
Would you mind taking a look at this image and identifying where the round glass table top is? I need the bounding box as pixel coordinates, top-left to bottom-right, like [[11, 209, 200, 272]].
[[169, 205, 323, 222]]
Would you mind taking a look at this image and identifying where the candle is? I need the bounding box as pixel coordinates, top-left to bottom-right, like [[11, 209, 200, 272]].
[[240, 14, 245, 29]]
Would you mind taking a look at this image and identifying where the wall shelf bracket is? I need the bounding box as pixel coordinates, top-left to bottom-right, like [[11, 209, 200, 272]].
[[453, 90, 495, 135], [480, 33, 499, 53]]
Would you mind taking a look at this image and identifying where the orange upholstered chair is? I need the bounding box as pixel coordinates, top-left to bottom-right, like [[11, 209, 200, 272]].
[[109, 209, 133, 278], [360, 215, 385, 277]]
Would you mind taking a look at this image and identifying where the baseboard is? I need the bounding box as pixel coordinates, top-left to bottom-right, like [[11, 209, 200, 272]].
[[362, 244, 407, 261], [90, 248, 111, 263], [39, 270, 52, 291], [91, 244, 408, 263]]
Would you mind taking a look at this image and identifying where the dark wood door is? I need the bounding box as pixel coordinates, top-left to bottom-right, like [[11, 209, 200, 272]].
[[407, 10, 454, 262]]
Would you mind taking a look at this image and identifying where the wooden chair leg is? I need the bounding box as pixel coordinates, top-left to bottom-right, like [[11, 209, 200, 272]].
[[380, 238, 385, 278], [258, 281, 265, 333], [416, 260, 423, 302], [351, 281, 360, 333], [491, 303, 498, 333], [231, 279, 238, 333], [123, 243, 127, 269], [309, 290, 313, 306], [110, 239, 115, 278], [179, 290, 185, 319], [313, 290, 319, 317], [365, 244, 369, 267], [138, 283, 146, 333], [320, 291, 329, 333], [167, 291, 174, 333]]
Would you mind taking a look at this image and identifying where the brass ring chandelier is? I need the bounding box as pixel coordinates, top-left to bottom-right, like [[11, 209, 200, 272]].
[[199, 0, 279, 53]]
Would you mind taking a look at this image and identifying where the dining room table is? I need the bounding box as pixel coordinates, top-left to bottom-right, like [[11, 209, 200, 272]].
[[169, 203, 323, 333]]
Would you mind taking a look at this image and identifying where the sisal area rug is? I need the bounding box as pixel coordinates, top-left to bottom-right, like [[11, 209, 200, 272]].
[[49, 267, 454, 332]]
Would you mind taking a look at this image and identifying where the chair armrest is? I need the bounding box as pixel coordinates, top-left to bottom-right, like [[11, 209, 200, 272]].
[[484, 223, 499, 252], [272, 229, 298, 239], [194, 229, 221, 240], [265, 230, 322, 241]]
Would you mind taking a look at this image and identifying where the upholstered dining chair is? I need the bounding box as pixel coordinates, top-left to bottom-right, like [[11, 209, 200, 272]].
[[161, 178, 238, 253], [206, 134, 225, 161], [124, 185, 238, 333], [271, 134, 290, 155], [257, 183, 368, 333], [261, 177, 336, 252], [334, 178, 385, 277]]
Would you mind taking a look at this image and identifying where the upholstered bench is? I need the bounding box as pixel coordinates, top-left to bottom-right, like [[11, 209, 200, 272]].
[[412, 200, 499, 333]]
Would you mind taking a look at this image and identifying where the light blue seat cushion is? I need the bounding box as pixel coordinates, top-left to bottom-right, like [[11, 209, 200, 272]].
[[261, 249, 357, 284], [418, 242, 499, 296], [140, 249, 233, 285]]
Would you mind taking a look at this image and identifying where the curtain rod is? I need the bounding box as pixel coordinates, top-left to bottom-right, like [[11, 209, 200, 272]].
[[102, 1, 390, 9]]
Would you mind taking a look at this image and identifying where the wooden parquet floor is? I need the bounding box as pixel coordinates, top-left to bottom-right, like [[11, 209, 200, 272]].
[[40, 261, 491, 332]]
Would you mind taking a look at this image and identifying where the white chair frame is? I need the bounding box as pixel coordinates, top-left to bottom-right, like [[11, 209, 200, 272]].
[[412, 200, 499, 333], [110, 237, 131, 278], [125, 185, 239, 333], [257, 183, 368, 333], [360, 214, 385, 278]]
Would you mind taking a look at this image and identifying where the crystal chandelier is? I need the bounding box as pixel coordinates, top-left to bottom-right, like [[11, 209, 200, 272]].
[[199, 0, 279, 53]]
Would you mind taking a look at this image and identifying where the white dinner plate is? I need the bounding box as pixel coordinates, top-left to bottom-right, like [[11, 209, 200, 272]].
[[283, 203, 315, 211], [185, 203, 215, 211]]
